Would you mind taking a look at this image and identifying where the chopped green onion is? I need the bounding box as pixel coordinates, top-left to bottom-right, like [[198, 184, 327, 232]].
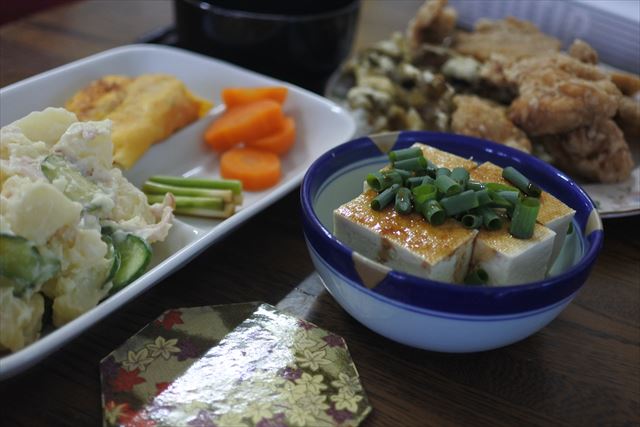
[[394, 187, 413, 214], [393, 156, 427, 172], [510, 197, 540, 239], [467, 180, 486, 191], [425, 160, 438, 177], [143, 181, 233, 202], [371, 184, 400, 211], [435, 175, 462, 197], [488, 191, 513, 210], [436, 167, 451, 177], [389, 147, 422, 162], [391, 168, 411, 181], [412, 183, 438, 209], [475, 189, 492, 206], [406, 176, 434, 188], [450, 167, 470, 187], [439, 190, 479, 216], [485, 182, 519, 193], [478, 206, 502, 231], [424, 200, 446, 225], [365, 172, 386, 191], [497, 190, 520, 205], [464, 268, 489, 285], [366, 170, 402, 191], [502, 166, 541, 197], [461, 213, 482, 229]]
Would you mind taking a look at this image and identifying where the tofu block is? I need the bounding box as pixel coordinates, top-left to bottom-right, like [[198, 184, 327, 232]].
[[471, 222, 556, 286], [412, 142, 478, 171], [470, 162, 575, 262], [334, 190, 477, 283]]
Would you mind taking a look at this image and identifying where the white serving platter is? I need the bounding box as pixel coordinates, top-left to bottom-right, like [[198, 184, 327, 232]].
[[0, 44, 356, 379]]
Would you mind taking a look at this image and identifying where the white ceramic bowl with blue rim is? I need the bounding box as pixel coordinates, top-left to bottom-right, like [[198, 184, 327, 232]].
[[300, 131, 604, 352]]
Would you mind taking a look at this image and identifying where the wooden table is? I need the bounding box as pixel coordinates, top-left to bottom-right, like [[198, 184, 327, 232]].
[[1, 1, 638, 425]]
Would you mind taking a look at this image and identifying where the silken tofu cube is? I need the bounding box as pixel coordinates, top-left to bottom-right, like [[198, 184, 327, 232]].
[[412, 142, 478, 171], [334, 190, 477, 283], [470, 162, 575, 262], [471, 222, 556, 286]]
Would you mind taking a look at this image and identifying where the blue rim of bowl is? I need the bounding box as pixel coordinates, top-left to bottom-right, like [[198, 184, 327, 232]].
[[300, 131, 605, 316]]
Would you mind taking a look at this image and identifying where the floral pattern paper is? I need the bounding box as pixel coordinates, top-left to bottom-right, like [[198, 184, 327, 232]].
[[100, 303, 371, 427]]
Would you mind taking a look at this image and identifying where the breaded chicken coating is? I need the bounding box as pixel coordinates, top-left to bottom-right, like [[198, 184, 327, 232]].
[[539, 119, 634, 183], [406, 0, 457, 50], [568, 39, 598, 64], [505, 54, 622, 135], [453, 17, 561, 62], [451, 95, 531, 152]]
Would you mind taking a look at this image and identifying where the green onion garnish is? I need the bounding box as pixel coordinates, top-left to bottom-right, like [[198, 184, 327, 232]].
[[478, 206, 502, 231], [388, 147, 422, 162], [488, 191, 513, 210], [502, 166, 542, 197], [485, 182, 519, 193], [394, 187, 413, 214], [510, 196, 540, 239], [439, 190, 479, 216], [393, 156, 427, 172], [371, 184, 400, 211], [392, 168, 411, 181], [461, 213, 482, 229], [426, 160, 438, 177], [436, 167, 451, 177], [407, 176, 434, 188], [366, 171, 387, 191], [464, 268, 489, 285], [449, 167, 470, 187], [475, 189, 492, 206], [435, 175, 462, 197], [497, 190, 520, 205], [424, 200, 446, 225], [467, 180, 486, 191]]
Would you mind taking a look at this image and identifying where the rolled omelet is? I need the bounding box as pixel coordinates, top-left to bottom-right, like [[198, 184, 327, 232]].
[[65, 74, 212, 169]]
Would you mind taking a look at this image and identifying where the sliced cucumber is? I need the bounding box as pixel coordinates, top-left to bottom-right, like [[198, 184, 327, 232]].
[[110, 233, 152, 293], [0, 233, 60, 296], [101, 235, 121, 288], [41, 154, 101, 209]]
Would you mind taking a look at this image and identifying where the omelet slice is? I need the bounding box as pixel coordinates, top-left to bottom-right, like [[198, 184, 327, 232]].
[[66, 74, 212, 169]]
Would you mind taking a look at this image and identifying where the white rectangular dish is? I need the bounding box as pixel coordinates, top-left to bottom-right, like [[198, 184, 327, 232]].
[[0, 44, 356, 379]]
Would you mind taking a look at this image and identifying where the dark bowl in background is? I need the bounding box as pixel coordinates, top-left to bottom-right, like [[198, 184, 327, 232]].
[[173, 0, 360, 92]]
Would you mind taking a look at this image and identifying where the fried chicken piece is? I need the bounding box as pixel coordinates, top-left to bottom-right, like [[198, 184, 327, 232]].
[[406, 0, 457, 50], [615, 96, 640, 140], [451, 95, 531, 152], [505, 54, 622, 136], [453, 17, 561, 62], [568, 39, 598, 64], [539, 119, 634, 183], [609, 71, 640, 96]]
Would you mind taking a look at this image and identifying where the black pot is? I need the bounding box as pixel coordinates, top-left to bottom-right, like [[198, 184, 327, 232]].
[[174, 0, 360, 92]]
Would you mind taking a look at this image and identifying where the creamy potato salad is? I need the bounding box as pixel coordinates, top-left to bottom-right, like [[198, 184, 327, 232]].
[[0, 108, 174, 352]]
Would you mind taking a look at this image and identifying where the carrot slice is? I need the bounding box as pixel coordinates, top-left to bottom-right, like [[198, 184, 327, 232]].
[[222, 87, 288, 108], [204, 99, 285, 152], [246, 116, 296, 155], [220, 147, 281, 191]]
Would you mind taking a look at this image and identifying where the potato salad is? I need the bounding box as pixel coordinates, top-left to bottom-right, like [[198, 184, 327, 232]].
[[0, 108, 174, 352]]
